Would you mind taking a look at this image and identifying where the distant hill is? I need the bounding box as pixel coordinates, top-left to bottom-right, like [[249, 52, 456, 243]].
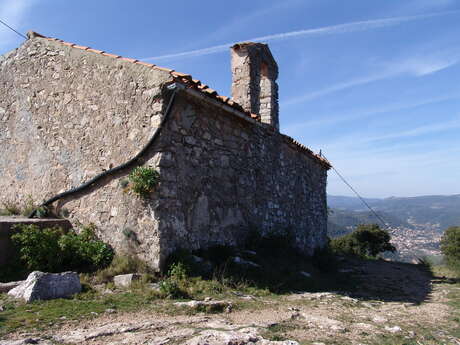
[[327, 194, 460, 262], [328, 194, 460, 234], [327, 208, 409, 237]]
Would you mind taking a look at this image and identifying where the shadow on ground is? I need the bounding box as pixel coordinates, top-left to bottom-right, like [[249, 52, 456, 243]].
[[336, 257, 433, 304], [175, 245, 434, 305]]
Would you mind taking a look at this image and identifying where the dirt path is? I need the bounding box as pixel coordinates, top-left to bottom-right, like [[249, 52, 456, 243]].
[[3, 279, 458, 345], [2, 260, 459, 345]]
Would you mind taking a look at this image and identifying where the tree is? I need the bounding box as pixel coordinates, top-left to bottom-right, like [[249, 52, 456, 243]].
[[330, 224, 396, 258], [440, 226, 460, 269]]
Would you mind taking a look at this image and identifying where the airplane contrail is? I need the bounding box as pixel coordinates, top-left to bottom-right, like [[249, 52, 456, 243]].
[[141, 11, 458, 62]]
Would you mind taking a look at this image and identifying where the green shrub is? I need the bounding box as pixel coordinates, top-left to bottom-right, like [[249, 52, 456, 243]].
[[440, 226, 460, 270], [128, 166, 160, 198], [159, 279, 184, 299], [59, 224, 114, 271], [330, 224, 396, 258], [168, 262, 188, 280], [11, 224, 114, 273], [11, 225, 64, 272], [159, 262, 189, 299]]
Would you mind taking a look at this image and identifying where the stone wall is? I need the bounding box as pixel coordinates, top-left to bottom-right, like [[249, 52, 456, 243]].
[[0, 37, 173, 268], [156, 91, 328, 265]]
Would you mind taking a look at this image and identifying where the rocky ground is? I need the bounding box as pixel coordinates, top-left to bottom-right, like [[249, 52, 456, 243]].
[[1, 260, 459, 345]]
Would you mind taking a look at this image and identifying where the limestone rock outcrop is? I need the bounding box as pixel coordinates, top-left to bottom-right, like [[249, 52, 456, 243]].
[[8, 271, 81, 302]]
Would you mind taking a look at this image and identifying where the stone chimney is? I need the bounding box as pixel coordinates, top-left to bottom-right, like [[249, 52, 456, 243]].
[[231, 42, 279, 131]]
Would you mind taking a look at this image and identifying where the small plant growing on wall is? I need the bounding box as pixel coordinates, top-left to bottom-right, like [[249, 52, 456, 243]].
[[128, 166, 160, 198]]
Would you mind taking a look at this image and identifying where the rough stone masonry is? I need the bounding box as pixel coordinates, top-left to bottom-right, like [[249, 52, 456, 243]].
[[0, 32, 330, 270]]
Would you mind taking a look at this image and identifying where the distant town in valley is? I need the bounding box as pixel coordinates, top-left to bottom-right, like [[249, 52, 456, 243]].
[[327, 194, 460, 262]]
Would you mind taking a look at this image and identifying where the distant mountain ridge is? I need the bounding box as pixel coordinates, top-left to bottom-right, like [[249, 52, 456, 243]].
[[328, 194, 460, 234]]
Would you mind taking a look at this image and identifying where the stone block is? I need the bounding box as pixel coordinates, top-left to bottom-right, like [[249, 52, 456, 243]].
[[113, 273, 142, 288], [8, 271, 81, 302]]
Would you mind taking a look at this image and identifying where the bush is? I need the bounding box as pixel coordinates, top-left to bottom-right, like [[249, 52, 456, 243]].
[[159, 262, 189, 299], [330, 224, 396, 258], [128, 166, 160, 198], [11, 224, 114, 273], [11, 225, 64, 272], [440, 226, 460, 270], [59, 224, 114, 271]]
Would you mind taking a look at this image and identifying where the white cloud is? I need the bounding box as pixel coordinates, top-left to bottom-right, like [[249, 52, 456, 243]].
[[402, 57, 459, 76], [399, 0, 456, 12], [367, 117, 460, 142], [384, 50, 460, 77], [282, 51, 460, 106], [326, 147, 460, 198], [193, 0, 306, 47], [282, 72, 389, 106], [141, 11, 457, 61], [310, 116, 460, 155], [282, 94, 460, 132]]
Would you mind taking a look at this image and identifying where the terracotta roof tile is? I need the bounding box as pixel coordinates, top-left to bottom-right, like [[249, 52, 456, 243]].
[[120, 57, 138, 63], [171, 71, 192, 79], [281, 134, 330, 168], [203, 88, 217, 95], [135, 61, 155, 67], [29, 31, 328, 168], [101, 52, 121, 58], [153, 66, 174, 73], [217, 95, 229, 103], [87, 48, 105, 54], [73, 45, 89, 50]]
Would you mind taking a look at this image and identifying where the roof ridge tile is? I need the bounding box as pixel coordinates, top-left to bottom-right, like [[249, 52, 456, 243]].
[[73, 45, 89, 50], [135, 61, 155, 67], [87, 48, 105, 54], [153, 66, 174, 73], [120, 57, 139, 63], [101, 52, 121, 58]]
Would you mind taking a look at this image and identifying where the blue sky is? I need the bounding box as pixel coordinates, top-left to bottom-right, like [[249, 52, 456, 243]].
[[1, 0, 459, 198]]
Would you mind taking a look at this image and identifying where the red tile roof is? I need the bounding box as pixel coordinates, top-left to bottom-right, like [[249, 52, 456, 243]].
[[25, 31, 330, 169]]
